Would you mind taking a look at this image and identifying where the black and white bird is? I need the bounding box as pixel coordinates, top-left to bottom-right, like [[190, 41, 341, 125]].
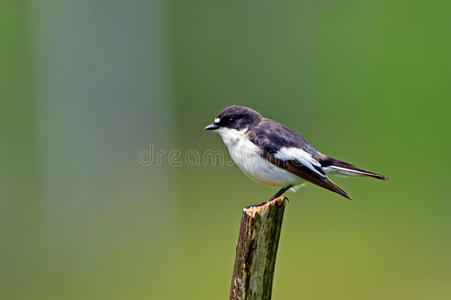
[[204, 105, 386, 203]]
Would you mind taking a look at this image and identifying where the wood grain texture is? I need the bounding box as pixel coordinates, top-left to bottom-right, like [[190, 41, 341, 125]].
[[230, 197, 287, 300]]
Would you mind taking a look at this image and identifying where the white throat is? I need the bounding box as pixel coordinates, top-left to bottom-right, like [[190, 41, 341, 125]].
[[217, 127, 249, 147]]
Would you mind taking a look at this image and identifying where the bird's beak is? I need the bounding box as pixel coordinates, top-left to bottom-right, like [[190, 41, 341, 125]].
[[204, 123, 220, 130]]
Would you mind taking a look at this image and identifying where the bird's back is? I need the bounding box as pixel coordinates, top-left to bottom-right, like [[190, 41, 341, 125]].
[[251, 118, 319, 157]]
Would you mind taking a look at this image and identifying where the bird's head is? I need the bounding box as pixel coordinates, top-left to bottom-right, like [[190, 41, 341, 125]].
[[204, 105, 262, 131]]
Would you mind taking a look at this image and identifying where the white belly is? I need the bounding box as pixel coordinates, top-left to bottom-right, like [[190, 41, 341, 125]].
[[218, 128, 301, 187]]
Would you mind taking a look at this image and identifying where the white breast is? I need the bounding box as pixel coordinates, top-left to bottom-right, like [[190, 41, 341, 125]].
[[217, 128, 301, 187]]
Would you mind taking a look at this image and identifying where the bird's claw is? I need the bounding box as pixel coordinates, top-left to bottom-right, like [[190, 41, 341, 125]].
[[245, 201, 267, 209]]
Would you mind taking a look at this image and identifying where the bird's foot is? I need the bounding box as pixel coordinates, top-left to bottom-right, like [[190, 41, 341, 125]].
[[269, 195, 289, 202], [245, 196, 288, 209], [245, 201, 268, 209]]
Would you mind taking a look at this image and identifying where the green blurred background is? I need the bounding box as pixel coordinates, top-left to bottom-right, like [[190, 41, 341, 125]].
[[1, 0, 450, 299]]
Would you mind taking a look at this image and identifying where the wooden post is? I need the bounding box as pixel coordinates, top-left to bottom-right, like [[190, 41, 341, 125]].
[[230, 197, 287, 300]]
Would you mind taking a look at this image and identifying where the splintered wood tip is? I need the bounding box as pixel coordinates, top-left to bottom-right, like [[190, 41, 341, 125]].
[[243, 197, 287, 217]]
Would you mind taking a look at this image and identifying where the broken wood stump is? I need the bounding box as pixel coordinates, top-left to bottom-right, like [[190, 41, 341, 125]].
[[230, 197, 287, 300]]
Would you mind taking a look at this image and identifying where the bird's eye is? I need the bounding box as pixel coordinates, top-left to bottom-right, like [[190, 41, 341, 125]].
[[228, 116, 234, 122]]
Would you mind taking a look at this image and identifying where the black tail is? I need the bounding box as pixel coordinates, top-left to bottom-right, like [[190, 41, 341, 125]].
[[320, 156, 387, 180]]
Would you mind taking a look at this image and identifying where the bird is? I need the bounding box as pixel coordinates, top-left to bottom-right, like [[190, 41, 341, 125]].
[[204, 105, 386, 204]]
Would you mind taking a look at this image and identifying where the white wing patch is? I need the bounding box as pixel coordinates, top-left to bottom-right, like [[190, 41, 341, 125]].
[[274, 147, 325, 177]]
